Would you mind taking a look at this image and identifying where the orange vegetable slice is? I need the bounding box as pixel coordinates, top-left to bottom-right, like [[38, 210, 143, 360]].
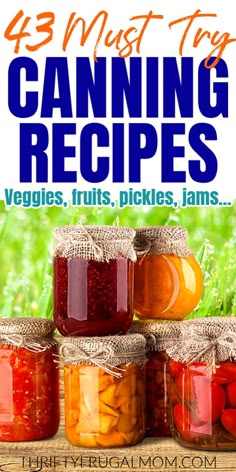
[[99, 413, 118, 434], [78, 434, 98, 448], [117, 414, 134, 433], [99, 400, 119, 417], [116, 376, 136, 397], [96, 431, 125, 447], [99, 374, 115, 392], [99, 384, 118, 407]]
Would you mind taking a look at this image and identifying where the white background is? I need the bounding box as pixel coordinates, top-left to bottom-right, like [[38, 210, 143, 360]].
[[1, 0, 236, 202]]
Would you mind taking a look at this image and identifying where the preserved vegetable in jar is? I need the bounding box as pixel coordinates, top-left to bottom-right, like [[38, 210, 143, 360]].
[[61, 334, 146, 447], [168, 317, 236, 450], [131, 320, 180, 437], [134, 226, 203, 321], [0, 318, 59, 441], [53, 225, 136, 336]]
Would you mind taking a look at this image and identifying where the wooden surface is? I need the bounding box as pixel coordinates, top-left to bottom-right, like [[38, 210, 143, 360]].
[[0, 370, 236, 471]]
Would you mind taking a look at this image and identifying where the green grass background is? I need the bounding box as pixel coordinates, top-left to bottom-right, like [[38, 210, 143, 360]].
[[0, 201, 236, 319]]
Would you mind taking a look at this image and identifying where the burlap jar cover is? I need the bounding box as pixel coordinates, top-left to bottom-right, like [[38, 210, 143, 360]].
[[53, 225, 136, 262], [59, 334, 146, 378], [0, 317, 57, 352], [134, 226, 193, 257], [131, 321, 181, 353], [165, 317, 236, 366]]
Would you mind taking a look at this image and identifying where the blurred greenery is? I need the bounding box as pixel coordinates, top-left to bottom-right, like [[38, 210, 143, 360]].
[[0, 202, 236, 319]]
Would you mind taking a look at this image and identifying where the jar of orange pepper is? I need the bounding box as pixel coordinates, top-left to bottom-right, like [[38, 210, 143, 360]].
[[134, 226, 203, 320], [131, 320, 180, 437], [0, 318, 59, 441], [168, 317, 236, 450], [60, 334, 146, 448]]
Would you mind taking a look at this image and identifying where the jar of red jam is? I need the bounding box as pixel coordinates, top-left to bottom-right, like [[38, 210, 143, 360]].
[[53, 225, 136, 336], [168, 317, 236, 450], [0, 318, 59, 441], [134, 227, 203, 321], [60, 334, 146, 448], [131, 320, 180, 437]]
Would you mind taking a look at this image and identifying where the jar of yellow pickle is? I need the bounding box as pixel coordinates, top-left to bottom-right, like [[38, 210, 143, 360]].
[[134, 226, 203, 320], [60, 334, 146, 448]]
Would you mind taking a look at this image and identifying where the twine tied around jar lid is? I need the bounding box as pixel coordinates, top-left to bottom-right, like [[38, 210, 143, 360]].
[[134, 226, 193, 257], [53, 225, 136, 262], [166, 317, 236, 366], [59, 334, 146, 378], [0, 318, 57, 352], [130, 320, 181, 353]]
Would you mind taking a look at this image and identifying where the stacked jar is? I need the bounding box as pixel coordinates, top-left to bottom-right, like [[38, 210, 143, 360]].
[[167, 317, 236, 451], [131, 320, 180, 438], [53, 225, 147, 448], [0, 318, 59, 441], [132, 226, 203, 439]]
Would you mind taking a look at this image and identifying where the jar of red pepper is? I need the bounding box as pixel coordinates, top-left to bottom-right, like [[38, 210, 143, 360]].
[[131, 320, 180, 437], [53, 225, 136, 336], [0, 318, 59, 441], [168, 317, 236, 450]]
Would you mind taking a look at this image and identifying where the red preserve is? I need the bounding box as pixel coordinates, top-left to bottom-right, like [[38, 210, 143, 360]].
[[53, 225, 136, 336], [168, 317, 236, 450], [0, 318, 59, 441], [131, 321, 180, 438]]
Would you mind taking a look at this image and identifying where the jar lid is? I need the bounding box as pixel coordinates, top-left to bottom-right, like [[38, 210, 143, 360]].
[[0, 317, 55, 336], [134, 226, 193, 256], [166, 317, 236, 363], [53, 225, 135, 241], [59, 334, 146, 376], [0, 318, 56, 351], [131, 320, 181, 352], [53, 225, 136, 261]]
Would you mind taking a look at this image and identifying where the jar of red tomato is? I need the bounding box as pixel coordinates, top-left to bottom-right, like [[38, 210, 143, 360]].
[[53, 225, 136, 336], [168, 317, 236, 450], [0, 318, 59, 441], [131, 320, 180, 437]]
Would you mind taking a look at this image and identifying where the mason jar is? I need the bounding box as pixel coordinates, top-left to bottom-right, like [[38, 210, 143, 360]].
[[168, 317, 236, 450], [61, 334, 146, 447], [0, 318, 59, 441], [53, 225, 136, 336], [134, 226, 203, 321], [131, 320, 180, 437]]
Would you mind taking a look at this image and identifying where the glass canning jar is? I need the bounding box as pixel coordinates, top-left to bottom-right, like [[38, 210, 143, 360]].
[[134, 226, 203, 321], [53, 225, 136, 336], [0, 318, 59, 441], [168, 317, 236, 450], [61, 334, 146, 448], [131, 320, 180, 437]]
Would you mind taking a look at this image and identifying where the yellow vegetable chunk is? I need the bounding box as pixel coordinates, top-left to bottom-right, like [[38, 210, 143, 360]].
[[99, 400, 119, 417], [96, 431, 126, 447], [99, 374, 115, 392], [77, 434, 98, 448], [64, 362, 145, 447], [116, 375, 136, 397], [117, 414, 134, 433], [99, 384, 118, 407], [99, 414, 118, 434]]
